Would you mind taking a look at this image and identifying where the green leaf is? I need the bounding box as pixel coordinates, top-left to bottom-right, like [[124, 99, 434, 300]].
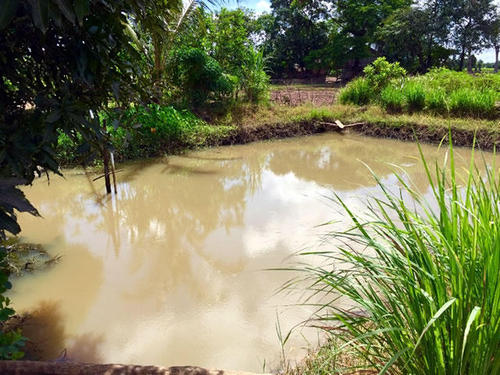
[[0, 211, 21, 236], [460, 306, 481, 366], [412, 298, 456, 355]]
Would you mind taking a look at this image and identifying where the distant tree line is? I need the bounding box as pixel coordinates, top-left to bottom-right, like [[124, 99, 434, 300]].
[[248, 0, 500, 78]]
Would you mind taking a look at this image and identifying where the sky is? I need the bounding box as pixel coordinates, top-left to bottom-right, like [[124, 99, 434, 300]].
[[226, 0, 498, 62]]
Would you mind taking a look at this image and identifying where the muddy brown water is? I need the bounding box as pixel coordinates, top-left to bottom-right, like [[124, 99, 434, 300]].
[[8, 133, 497, 372]]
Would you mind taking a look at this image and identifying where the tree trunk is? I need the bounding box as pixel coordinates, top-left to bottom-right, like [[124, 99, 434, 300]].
[[152, 34, 162, 82], [458, 47, 466, 71], [495, 46, 499, 73], [467, 50, 473, 74], [152, 34, 163, 103]]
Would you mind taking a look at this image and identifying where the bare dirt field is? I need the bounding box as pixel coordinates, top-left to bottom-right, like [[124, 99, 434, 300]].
[[270, 86, 339, 106]]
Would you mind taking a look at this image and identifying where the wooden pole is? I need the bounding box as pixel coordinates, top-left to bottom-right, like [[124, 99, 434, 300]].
[[110, 151, 117, 194], [102, 119, 111, 195]]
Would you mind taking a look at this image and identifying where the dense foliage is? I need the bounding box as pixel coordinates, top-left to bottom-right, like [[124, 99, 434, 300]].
[[0, 0, 153, 355], [253, 0, 500, 76], [169, 7, 270, 104], [170, 48, 236, 109], [58, 105, 235, 163]]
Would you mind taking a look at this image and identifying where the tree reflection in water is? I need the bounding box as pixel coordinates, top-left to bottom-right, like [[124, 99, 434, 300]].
[[9, 133, 497, 372]]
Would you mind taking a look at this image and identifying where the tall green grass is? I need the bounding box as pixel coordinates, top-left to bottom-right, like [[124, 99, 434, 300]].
[[425, 88, 449, 114], [403, 81, 426, 112], [339, 78, 373, 106], [380, 86, 405, 113], [295, 141, 500, 374], [341, 63, 499, 118], [448, 88, 496, 118]]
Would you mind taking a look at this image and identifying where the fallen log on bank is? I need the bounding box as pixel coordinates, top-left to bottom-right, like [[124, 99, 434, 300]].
[[315, 120, 366, 129]]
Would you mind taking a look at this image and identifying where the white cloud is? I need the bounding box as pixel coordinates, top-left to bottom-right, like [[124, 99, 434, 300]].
[[255, 0, 271, 15]]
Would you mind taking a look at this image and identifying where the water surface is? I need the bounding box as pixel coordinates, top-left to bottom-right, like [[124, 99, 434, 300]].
[[10, 133, 492, 372]]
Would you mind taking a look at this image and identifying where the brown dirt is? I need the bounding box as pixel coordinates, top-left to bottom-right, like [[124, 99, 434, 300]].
[[0, 361, 268, 375], [270, 88, 338, 106], [207, 120, 498, 152], [355, 122, 499, 150]]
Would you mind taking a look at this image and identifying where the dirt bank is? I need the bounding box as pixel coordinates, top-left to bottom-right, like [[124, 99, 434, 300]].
[[0, 361, 271, 375], [212, 119, 498, 151]]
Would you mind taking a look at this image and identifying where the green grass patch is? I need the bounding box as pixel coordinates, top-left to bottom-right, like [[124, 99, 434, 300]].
[[448, 88, 496, 118], [403, 81, 426, 112]]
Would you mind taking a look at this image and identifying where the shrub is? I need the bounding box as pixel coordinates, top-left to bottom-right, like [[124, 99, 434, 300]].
[[403, 81, 426, 111], [425, 88, 449, 114], [241, 49, 270, 103], [107, 105, 209, 159], [363, 57, 407, 92], [296, 141, 500, 374], [170, 48, 236, 109], [339, 78, 373, 106], [380, 85, 405, 112], [448, 88, 496, 118], [108, 105, 236, 160], [0, 249, 26, 360]]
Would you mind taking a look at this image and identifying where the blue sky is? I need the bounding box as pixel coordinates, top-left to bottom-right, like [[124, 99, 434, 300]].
[[225, 0, 497, 62]]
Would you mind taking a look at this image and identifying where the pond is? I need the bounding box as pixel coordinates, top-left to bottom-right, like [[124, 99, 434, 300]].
[[9, 133, 492, 372]]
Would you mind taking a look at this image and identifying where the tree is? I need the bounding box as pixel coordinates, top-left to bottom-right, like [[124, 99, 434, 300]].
[[376, 5, 455, 73], [331, 0, 411, 73], [376, 7, 428, 72], [419, 0, 457, 71], [451, 0, 496, 72], [258, 0, 331, 77], [134, 0, 184, 85], [486, 10, 500, 72], [0, 0, 152, 355], [211, 9, 254, 80]]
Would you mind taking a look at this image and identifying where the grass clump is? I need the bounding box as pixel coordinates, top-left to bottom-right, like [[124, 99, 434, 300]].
[[425, 88, 449, 114], [448, 88, 496, 118], [403, 81, 426, 112], [339, 78, 373, 106], [294, 141, 500, 374], [380, 86, 405, 113]]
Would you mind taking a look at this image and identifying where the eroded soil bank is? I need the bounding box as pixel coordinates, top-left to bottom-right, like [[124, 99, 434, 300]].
[[213, 119, 498, 151]]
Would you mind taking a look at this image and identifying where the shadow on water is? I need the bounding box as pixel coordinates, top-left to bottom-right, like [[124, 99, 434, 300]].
[[181, 155, 244, 162], [15, 301, 104, 363], [160, 163, 219, 176]]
